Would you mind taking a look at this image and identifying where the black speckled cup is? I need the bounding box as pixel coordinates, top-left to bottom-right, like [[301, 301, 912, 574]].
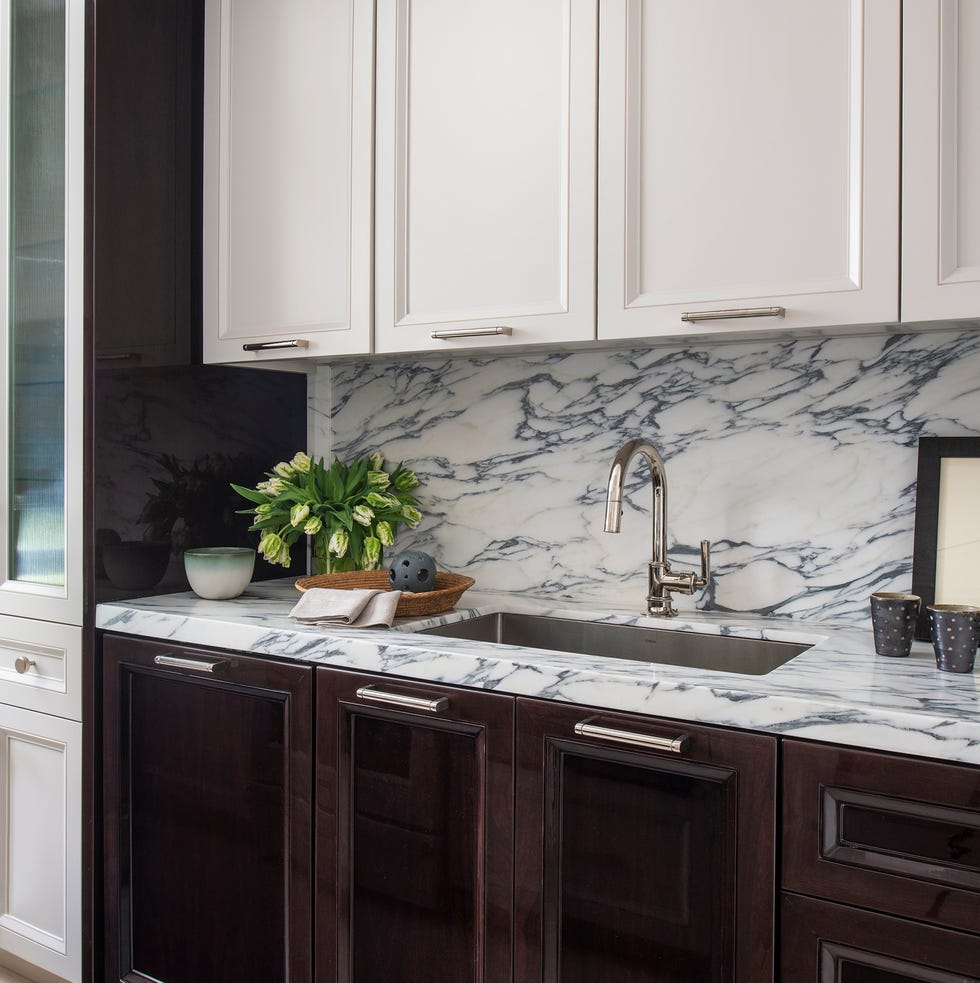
[[928, 605, 980, 673], [870, 592, 921, 658]]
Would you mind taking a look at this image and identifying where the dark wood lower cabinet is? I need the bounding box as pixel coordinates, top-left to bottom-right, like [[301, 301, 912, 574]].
[[102, 635, 313, 983], [316, 668, 514, 983], [107, 640, 980, 983], [783, 739, 980, 935], [782, 893, 980, 981], [514, 698, 776, 983]]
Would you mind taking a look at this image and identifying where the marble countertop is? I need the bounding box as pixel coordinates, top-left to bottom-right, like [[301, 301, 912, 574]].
[[96, 580, 980, 766]]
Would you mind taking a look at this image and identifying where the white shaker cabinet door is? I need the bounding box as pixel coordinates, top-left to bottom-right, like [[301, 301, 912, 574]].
[[598, 0, 900, 342], [203, 0, 374, 362], [0, 705, 81, 983], [902, 0, 980, 323], [374, 0, 598, 354]]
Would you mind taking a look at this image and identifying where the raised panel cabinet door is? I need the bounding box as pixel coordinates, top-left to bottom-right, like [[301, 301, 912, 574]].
[[203, 0, 373, 362], [782, 893, 980, 981], [102, 635, 314, 983], [598, 0, 900, 342], [902, 0, 980, 322], [783, 738, 980, 935], [374, 0, 597, 354], [0, 0, 85, 624], [515, 698, 776, 983], [0, 702, 82, 983], [93, 0, 199, 367], [316, 669, 514, 983]]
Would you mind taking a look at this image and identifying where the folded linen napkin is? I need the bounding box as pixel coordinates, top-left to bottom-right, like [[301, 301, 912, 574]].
[[288, 587, 403, 629]]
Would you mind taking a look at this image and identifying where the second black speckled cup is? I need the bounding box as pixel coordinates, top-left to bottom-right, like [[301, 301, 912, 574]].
[[870, 592, 921, 657], [928, 605, 980, 673]]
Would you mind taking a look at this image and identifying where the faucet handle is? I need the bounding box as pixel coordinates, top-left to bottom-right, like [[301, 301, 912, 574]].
[[696, 539, 711, 589]]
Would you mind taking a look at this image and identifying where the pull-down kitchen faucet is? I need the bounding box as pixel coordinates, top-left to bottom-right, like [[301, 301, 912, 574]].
[[603, 438, 710, 617]]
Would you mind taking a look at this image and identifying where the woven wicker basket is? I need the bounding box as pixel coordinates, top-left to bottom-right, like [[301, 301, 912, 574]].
[[294, 570, 475, 618]]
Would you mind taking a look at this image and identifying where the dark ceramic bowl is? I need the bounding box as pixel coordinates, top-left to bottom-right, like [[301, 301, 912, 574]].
[[103, 541, 171, 591]]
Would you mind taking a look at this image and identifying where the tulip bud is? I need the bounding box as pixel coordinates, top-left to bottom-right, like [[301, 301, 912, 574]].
[[363, 537, 381, 569], [328, 529, 349, 558], [352, 504, 374, 526]]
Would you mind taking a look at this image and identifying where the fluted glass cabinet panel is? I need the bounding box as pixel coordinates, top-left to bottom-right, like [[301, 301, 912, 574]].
[[0, 0, 83, 622]]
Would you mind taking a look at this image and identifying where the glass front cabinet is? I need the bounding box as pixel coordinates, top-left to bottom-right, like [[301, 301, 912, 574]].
[[0, 2, 84, 982], [0, 0, 84, 627]]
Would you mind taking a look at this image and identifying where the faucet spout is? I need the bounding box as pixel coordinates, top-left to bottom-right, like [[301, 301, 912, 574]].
[[602, 438, 709, 617]]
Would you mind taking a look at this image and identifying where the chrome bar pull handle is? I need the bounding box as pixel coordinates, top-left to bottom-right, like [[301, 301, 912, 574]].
[[680, 306, 785, 323], [356, 685, 448, 713], [154, 655, 229, 674], [575, 721, 690, 754], [242, 339, 310, 351], [430, 326, 513, 340], [14, 656, 36, 674]]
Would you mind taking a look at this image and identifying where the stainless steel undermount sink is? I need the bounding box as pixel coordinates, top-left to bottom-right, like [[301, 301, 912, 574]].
[[417, 613, 812, 676]]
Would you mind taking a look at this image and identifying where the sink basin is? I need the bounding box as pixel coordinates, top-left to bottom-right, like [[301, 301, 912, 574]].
[[417, 613, 812, 675]]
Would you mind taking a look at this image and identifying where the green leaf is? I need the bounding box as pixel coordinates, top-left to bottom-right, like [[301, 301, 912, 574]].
[[230, 483, 269, 505]]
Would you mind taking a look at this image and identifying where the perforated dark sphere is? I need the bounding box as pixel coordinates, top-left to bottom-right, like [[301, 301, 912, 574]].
[[388, 550, 437, 593]]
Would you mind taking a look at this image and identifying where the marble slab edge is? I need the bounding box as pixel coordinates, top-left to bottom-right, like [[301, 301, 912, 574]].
[[96, 584, 980, 767]]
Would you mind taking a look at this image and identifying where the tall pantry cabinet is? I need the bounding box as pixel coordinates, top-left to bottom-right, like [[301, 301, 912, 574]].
[[0, 0, 84, 981]]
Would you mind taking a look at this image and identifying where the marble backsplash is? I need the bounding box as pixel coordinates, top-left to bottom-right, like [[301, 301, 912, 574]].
[[314, 327, 980, 624]]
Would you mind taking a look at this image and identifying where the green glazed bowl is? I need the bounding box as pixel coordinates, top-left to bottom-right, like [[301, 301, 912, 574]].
[[183, 547, 255, 600]]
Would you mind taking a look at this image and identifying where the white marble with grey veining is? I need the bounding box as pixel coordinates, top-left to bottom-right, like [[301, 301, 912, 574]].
[[97, 582, 980, 766], [317, 327, 980, 625]]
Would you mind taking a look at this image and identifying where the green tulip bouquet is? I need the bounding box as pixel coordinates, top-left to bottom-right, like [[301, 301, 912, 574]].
[[231, 451, 422, 574]]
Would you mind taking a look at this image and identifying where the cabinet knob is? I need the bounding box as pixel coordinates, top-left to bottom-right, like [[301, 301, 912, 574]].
[[14, 656, 36, 674]]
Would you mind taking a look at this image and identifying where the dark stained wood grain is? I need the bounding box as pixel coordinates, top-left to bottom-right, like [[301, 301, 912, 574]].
[[316, 669, 514, 983], [783, 738, 980, 934], [102, 634, 313, 983], [515, 698, 776, 982], [782, 892, 980, 981], [93, 0, 201, 366]]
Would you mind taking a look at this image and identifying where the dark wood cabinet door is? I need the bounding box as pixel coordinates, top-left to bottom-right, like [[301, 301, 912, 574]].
[[514, 698, 775, 983], [783, 739, 980, 934], [93, 0, 201, 366], [783, 893, 980, 981], [102, 634, 313, 983], [317, 669, 514, 983]]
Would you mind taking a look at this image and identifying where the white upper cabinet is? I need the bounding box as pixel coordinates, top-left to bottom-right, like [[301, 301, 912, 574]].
[[203, 0, 374, 362], [902, 0, 980, 323], [374, 0, 598, 354], [597, 0, 901, 342]]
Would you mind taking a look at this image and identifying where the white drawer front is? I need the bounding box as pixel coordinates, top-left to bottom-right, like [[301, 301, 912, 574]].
[[0, 618, 80, 722]]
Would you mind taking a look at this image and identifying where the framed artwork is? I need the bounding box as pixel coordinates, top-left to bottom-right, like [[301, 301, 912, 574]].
[[911, 436, 980, 640]]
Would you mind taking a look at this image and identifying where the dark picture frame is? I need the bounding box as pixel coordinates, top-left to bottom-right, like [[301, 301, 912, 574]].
[[911, 436, 980, 640]]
